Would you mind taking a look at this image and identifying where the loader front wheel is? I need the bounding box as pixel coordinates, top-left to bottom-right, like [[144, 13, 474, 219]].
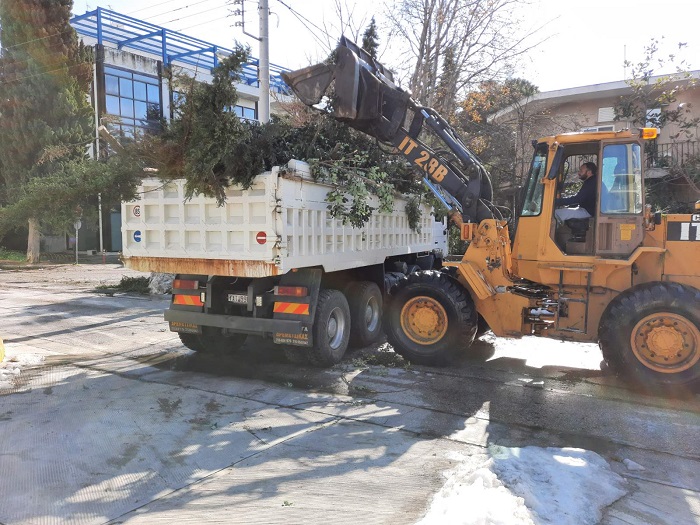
[[599, 283, 700, 388], [385, 271, 477, 366]]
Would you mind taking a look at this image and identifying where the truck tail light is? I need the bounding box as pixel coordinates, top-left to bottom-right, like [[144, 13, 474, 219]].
[[275, 286, 308, 297], [173, 279, 199, 290]]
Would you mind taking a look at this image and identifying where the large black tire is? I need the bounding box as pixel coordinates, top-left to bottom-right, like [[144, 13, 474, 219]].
[[283, 346, 309, 364], [308, 289, 351, 367], [599, 282, 700, 388], [345, 281, 383, 348], [179, 327, 247, 355], [475, 314, 491, 338], [178, 333, 204, 352], [384, 270, 477, 366]]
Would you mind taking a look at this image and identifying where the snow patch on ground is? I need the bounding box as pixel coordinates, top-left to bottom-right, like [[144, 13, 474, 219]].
[[417, 446, 627, 525], [0, 350, 44, 389], [149, 272, 174, 294]]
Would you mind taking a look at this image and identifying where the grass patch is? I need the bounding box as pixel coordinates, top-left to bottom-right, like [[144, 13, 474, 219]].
[[0, 247, 26, 262], [96, 276, 151, 294]]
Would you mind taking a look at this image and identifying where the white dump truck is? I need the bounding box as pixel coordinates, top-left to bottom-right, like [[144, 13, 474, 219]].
[[121, 160, 447, 365]]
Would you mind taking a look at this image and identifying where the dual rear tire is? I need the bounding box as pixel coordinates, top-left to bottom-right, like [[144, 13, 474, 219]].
[[179, 327, 247, 355]]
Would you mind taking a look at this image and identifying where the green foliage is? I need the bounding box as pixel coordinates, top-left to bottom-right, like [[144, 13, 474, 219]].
[[96, 276, 151, 294], [0, 155, 141, 233], [455, 79, 538, 198], [136, 49, 251, 204], [614, 39, 698, 139], [361, 17, 380, 58], [0, 247, 25, 262], [0, 0, 94, 191], [0, 0, 97, 249]]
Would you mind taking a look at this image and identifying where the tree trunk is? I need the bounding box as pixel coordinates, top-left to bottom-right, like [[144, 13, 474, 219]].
[[27, 217, 41, 264]]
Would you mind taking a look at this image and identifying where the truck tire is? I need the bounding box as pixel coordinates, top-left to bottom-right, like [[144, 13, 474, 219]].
[[283, 346, 309, 364], [384, 270, 477, 366], [178, 333, 204, 352], [345, 281, 383, 348], [179, 328, 247, 355], [599, 282, 700, 388], [308, 289, 351, 367]]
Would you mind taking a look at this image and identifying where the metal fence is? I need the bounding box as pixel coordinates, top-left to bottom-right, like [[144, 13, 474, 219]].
[[646, 140, 700, 168]]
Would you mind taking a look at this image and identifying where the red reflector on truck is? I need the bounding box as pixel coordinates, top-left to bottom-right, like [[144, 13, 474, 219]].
[[173, 294, 204, 306], [173, 279, 198, 290], [275, 286, 308, 297], [274, 302, 310, 315]]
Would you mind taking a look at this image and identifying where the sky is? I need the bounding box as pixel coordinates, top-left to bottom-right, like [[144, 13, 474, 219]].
[[71, 0, 700, 92]]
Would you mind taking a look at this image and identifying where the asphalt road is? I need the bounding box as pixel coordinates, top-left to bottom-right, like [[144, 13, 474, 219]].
[[0, 262, 698, 525]]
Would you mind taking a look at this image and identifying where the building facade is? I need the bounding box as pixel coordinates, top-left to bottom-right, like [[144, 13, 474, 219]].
[[64, 8, 288, 253], [493, 74, 700, 211]]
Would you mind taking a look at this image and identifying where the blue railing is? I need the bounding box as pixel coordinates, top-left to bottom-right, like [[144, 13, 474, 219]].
[[70, 8, 290, 94]]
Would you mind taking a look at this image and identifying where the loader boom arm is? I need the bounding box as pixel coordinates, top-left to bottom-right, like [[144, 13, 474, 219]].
[[282, 37, 494, 223]]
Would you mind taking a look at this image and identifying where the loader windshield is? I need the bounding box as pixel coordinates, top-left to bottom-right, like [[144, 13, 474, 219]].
[[600, 143, 643, 214], [521, 144, 548, 216]]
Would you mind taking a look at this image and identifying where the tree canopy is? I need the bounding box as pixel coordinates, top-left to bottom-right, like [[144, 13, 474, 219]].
[[0, 0, 94, 261]]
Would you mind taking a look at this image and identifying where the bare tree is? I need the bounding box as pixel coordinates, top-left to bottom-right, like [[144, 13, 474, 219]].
[[386, 0, 545, 114]]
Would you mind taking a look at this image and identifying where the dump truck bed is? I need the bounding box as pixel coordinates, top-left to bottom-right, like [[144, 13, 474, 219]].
[[121, 160, 447, 277]]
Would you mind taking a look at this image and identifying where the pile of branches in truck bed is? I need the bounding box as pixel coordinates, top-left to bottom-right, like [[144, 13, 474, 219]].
[[121, 48, 429, 230]]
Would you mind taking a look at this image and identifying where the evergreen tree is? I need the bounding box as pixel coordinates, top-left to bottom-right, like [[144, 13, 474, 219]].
[[361, 17, 379, 59], [0, 0, 94, 262]]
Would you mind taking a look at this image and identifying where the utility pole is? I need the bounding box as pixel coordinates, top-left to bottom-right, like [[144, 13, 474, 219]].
[[258, 0, 270, 124], [234, 0, 270, 124]]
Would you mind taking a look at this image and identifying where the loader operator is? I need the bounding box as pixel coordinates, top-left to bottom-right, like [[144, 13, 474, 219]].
[[555, 162, 598, 223]]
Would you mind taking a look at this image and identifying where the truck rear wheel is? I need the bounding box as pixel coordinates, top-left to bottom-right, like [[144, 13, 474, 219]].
[[345, 281, 383, 347], [384, 271, 477, 366], [308, 289, 351, 367], [179, 328, 247, 355], [178, 333, 203, 352], [599, 283, 700, 388]]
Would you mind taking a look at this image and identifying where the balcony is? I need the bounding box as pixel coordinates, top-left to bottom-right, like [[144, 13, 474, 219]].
[[645, 140, 700, 169]]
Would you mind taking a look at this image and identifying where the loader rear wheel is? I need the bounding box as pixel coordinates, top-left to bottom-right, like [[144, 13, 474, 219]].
[[307, 289, 351, 367], [345, 281, 383, 348], [384, 271, 477, 366], [599, 283, 700, 388]]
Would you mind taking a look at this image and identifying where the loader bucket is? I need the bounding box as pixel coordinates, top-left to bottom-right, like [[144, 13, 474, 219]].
[[280, 63, 334, 107], [282, 38, 412, 143]]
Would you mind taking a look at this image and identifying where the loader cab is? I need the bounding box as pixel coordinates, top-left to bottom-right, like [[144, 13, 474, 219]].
[[518, 131, 647, 260]]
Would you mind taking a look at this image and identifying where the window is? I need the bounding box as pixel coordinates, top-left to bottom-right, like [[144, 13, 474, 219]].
[[598, 106, 615, 122], [233, 105, 257, 121], [600, 143, 643, 214], [646, 108, 661, 128], [581, 125, 615, 132], [521, 144, 548, 216], [104, 66, 161, 139]]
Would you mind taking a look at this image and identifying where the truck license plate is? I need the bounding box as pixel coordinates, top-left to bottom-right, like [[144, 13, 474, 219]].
[[228, 293, 247, 304]]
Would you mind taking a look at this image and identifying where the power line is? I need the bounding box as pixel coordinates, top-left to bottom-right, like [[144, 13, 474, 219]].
[[155, 4, 230, 27], [274, 0, 333, 53], [142, 0, 219, 22], [0, 29, 72, 52], [126, 0, 189, 16]]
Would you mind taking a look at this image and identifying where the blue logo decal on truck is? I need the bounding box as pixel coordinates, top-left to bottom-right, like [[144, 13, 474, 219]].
[[134, 230, 142, 242]]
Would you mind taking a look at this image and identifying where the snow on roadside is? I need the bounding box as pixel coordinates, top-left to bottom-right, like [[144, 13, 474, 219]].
[[417, 446, 627, 525], [0, 350, 45, 389]]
